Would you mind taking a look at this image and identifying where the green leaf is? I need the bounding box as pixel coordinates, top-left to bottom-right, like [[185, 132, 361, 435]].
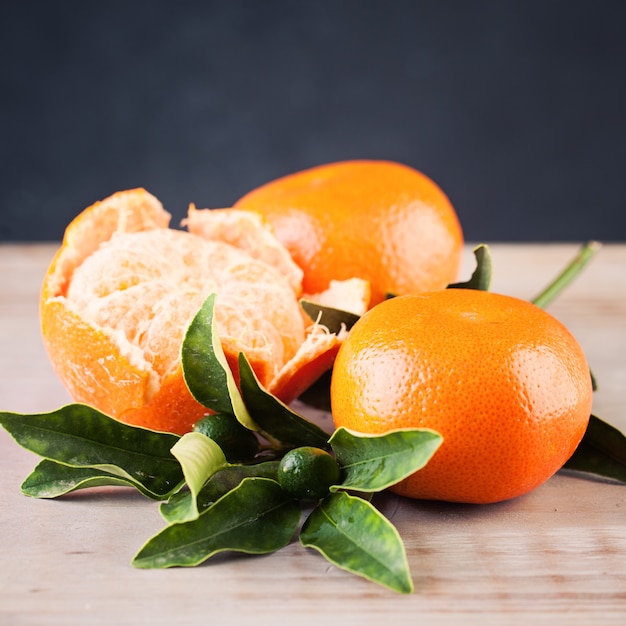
[[181, 293, 256, 430], [329, 427, 443, 493], [447, 244, 492, 291], [133, 477, 300, 568], [300, 300, 361, 333], [21, 459, 141, 498], [300, 492, 413, 594], [563, 414, 626, 484], [160, 461, 280, 523], [170, 433, 228, 521], [0, 406, 183, 499], [531, 241, 601, 309], [238, 352, 331, 450]]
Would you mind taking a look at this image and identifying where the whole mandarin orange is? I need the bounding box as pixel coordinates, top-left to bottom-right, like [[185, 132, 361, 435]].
[[330, 289, 593, 504], [234, 160, 464, 307]]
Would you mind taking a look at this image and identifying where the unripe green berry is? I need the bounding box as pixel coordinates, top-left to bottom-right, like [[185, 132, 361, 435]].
[[278, 446, 341, 500]]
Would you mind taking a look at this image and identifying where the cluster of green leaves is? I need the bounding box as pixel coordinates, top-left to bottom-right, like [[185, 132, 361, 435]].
[[0, 293, 442, 594]]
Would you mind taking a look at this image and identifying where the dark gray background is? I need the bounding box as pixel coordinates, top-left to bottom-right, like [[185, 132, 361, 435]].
[[2, 0, 625, 242]]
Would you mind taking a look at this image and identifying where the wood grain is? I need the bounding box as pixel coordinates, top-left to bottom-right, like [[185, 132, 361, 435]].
[[1, 243, 625, 625]]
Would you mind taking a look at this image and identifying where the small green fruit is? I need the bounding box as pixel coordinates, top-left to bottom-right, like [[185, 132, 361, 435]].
[[193, 413, 259, 462], [278, 446, 341, 500]]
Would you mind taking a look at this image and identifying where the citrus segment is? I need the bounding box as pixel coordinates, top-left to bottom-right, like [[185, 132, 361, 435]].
[[184, 205, 304, 296], [41, 188, 169, 301]]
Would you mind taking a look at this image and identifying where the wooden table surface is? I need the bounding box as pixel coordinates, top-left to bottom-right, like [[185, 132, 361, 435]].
[[1, 242, 625, 626]]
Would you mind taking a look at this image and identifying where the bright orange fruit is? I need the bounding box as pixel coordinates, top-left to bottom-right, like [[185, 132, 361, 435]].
[[234, 160, 464, 307], [330, 289, 593, 504], [40, 189, 363, 434]]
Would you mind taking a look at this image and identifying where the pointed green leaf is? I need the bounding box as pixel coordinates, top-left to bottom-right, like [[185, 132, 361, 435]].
[[447, 244, 492, 291], [300, 300, 361, 333], [170, 432, 228, 521], [181, 293, 256, 430], [329, 427, 443, 493], [300, 492, 413, 594], [160, 461, 280, 523], [21, 459, 144, 498], [133, 477, 300, 568], [563, 414, 626, 484], [0, 406, 183, 498], [238, 352, 331, 450]]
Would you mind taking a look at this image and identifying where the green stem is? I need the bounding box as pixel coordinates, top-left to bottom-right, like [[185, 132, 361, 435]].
[[531, 241, 602, 308]]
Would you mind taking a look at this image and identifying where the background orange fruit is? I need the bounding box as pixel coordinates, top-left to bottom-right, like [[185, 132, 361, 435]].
[[40, 189, 355, 434], [234, 160, 464, 307], [330, 289, 593, 504]]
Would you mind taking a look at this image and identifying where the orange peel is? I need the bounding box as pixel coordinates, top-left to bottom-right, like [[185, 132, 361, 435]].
[[41, 188, 362, 434]]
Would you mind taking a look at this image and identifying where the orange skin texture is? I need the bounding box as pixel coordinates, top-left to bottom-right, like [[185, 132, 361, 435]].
[[330, 290, 593, 504], [234, 160, 464, 307]]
